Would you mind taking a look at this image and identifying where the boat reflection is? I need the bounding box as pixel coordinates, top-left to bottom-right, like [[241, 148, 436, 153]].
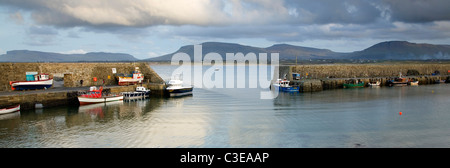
[[0, 111, 20, 121]]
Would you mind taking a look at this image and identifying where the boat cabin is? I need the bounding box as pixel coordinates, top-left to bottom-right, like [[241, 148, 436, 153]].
[[136, 86, 149, 92], [34, 74, 50, 81], [132, 72, 143, 79], [167, 79, 183, 87], [276, 79, 291, 87], [292, 73, 300, 80], [81, 86, 103, 98]]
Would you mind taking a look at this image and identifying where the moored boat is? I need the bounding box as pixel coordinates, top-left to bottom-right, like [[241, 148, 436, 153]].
[[10, 73, 53, 91], [387, 73, 409, 87], [165, 76, 193, 97], [78, 86, 123, 105], [116, 67, 144, 86], [343, 79, 364, 88], [122, 86, 151, 100], [409, 80, 419, 86], [368, 81, 381, 86], [436, 79, 446, 84], [272, 79, 300, 92], [0, 105, 20, 115]]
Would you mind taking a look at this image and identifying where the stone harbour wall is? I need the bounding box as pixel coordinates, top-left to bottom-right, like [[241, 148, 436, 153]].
[[0, 91, 79, 110], [0, 62, 164, 91], [288, 63, 450, 79], [282, 63, 450, 92]]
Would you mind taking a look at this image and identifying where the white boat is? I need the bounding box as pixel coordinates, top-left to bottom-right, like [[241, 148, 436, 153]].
[[78, 86, 123, 105], [409, 81, 419, 86], [121, 86, 151, 100], [368, 81, 381, 86], [10, 73, 53, 91], [0, 105, 20, 115], [78, 96, 123, 105], [166, 76, 193, 97], [271, 79, 300, 92], [117, 67, 144, 86]]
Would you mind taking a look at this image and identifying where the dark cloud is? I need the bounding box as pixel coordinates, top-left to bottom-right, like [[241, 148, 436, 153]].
[[23, 25, 59, 46], [1, 0, 449, 46], [382, 0, 450, 23], [284, 0, 382, 24]]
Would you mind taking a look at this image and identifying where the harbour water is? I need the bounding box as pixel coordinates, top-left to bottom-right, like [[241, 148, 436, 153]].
[[1, 65, 450, 148]]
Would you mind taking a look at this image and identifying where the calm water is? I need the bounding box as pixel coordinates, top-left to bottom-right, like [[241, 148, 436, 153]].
[[1, 65, 450, 148]]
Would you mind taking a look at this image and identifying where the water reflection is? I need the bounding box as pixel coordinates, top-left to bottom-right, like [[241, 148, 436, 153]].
[[1, 65, 450, 147], [0, 112, 20, 121], [0, 97, 165, 147]]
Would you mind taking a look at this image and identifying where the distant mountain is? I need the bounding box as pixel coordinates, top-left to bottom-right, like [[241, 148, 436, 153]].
[[146, 41, 450, 62], [265, 44, 344, 60], [0, 50, 139, 62], [144, 42, 344, 62], [2, 41, 449, 63], [347, 41, 450, 60]]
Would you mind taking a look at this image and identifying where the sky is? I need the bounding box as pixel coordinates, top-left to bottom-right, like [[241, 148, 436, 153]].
[[0, 0, 450, 59]]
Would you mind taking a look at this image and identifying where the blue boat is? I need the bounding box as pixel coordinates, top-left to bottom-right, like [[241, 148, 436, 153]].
[[272, 79, 299, 92]]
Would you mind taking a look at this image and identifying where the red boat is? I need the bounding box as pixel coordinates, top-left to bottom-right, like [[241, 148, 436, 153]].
[[77, 86, 123, 105]]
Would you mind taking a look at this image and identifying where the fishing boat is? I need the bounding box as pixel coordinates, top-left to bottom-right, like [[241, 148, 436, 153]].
[[387, 73, 408, 87], [121, 86, 151, 100], [78, 86, 123, 105], [435, 79, 446, 84], [343, 79, 365, 88], [368, 81, 381, 86], [165, 75, 193, 97], [409, 80, 419, 86], [0, 105, 20, 115], [272, 79, 300, 92], [116, 67, 144, 86], [10, 73, 53, 91]]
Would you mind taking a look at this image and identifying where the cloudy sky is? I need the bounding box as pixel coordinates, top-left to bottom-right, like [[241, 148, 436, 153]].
[[1, 0, 449, 59]]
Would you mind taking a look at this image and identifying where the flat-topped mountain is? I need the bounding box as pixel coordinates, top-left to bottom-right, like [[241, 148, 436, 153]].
[[1, 41, 449, 62], [347, 41, 450, 60], [0, 50, 139, 62], [145, 42, 343, 62]]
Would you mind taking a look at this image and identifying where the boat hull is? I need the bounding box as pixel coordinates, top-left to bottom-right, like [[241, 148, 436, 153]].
[[166, 87, 193, 97], [368, 81, 381, 87], [78, 95, 123, 105], [343, 83, 365, 88], [118, 77, 143, 86], [273, 85, 299, 92], [388, 82, 408, 87], [436, 80, 446, 84], [409, 81, 419, 86], [122, 91, 150, 100], [11, 79, 53, 90], [0, 105, 20, 115]]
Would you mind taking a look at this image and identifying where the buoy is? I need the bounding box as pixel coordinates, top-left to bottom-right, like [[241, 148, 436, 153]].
[[399, 112, 402, 115]]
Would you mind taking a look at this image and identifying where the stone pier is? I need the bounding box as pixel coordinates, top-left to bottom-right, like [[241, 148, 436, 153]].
[[0, 62, 166, 110], [280, 63, 450, 92]]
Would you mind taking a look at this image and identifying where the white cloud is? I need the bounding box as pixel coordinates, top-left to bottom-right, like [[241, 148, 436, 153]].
[[60, 49, 87, 54]]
